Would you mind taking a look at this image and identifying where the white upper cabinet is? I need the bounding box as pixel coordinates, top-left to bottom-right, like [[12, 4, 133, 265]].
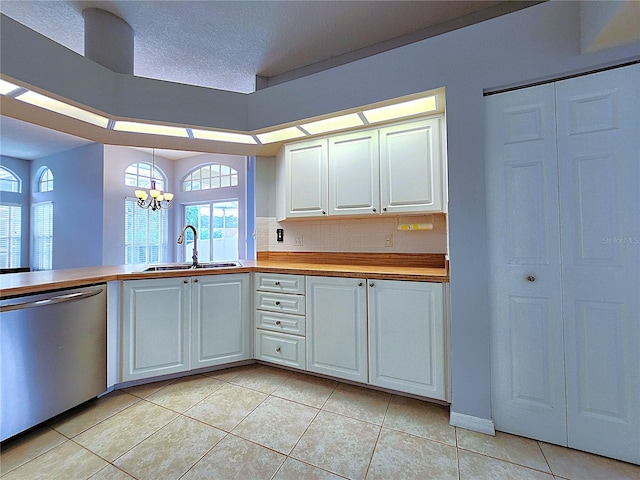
[[328, 129, 380, 215], [276, 117, 445, 220], [278, 138, 328, 219], [379, 117, 443, 214]]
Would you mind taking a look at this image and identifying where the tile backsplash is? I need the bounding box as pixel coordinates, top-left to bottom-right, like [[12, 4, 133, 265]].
[[256, 214, 447, 254]]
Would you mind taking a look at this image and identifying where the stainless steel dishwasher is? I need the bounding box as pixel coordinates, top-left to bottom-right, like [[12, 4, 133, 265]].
[[1, 284, 107, 441]]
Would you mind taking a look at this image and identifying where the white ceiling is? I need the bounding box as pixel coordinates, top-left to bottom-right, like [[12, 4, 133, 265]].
[[0, 0, 532, 160]]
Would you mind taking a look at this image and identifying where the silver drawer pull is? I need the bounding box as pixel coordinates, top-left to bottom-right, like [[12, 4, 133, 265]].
[[527, 275, 536, 282], [275, 301, 281, 305], [275, 347, 281, 353], [275, 320, 282, 326], [275, 281, 280, 286]]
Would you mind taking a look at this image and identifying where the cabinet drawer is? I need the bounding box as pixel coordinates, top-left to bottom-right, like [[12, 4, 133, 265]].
[[255, 310, 305, 336], [255, 273, 305, 294], [255, 330, 306, 369], [255, 291, 305, 315]]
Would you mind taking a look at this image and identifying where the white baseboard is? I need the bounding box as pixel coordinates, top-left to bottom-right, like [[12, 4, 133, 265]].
[[450, 411, 495, 436]]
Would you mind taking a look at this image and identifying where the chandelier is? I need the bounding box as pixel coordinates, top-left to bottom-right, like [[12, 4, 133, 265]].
[[134, 149, 174, 210]]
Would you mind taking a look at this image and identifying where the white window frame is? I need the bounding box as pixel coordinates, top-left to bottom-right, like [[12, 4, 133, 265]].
[[182, 163, 238, 192], [32, 201, 53, 270], [38, 167, 54, 193], [0, 166, 22, 193], [182, 200, 240, 262], [125, 197, 168, 264], [0, 203, 22, 268]]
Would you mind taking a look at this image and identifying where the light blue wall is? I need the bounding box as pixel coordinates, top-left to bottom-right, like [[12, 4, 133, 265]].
[[255, 157, 277, 218], [2, 1, 639, 423], [31, 143, 104, 269], [0, 155, 31, 268]]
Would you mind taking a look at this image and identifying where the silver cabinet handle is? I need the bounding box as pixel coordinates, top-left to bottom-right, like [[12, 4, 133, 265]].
[[527, 275, 536, 282], [275, 347, 281, 353], [358, 282, 363, 287], [369, 282, 375, 287], [275, 301, 281, 305], [275, 320, 282, 326], [193, 278, 198, 283], [275, 281, 280, 286]]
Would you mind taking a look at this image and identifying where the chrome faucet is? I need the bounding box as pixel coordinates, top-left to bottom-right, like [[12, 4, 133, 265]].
[[177, 225, 198, 268]]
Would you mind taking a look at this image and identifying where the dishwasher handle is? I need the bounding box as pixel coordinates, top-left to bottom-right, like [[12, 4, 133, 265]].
[[0, 288, 104, 313]]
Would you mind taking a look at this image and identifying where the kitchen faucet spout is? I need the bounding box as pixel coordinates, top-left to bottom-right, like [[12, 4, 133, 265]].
[[177, 225, 198, 267]]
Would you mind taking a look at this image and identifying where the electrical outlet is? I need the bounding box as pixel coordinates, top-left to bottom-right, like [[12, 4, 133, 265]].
[[276, 228, 284, 242], [384, 234, 393, 247], [294, 235, 304, 246]]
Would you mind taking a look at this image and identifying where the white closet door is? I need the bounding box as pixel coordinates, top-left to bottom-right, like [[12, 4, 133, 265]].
[[486, 84, 567, 445], [556, 64, 640, 464]]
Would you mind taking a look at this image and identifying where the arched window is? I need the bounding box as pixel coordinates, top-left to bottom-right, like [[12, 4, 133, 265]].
[[182, 163, 238, 192], [38, 167, 54, 192], [0, 166, 21, 193], [125, 162, 166, 191], [124, 162, 168, 265]]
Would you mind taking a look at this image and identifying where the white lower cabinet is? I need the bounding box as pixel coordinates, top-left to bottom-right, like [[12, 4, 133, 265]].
[[191, 274, 251, 369], [368, 280, 446, 399], [254, 273, 306, 369], [306, 276, 368, 383], [306, 276, 447, 400], [121, 274, 250, 382]]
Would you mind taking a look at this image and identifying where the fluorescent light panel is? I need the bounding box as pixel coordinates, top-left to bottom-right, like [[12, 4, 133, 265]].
[[15, 90, 110, 128], [191, 129, 257, 144], [256, 127, 306, 144], [0, 79, 21, 96], [362, 96, 438, 124], [300, 113, 364, 135], [113, 121, 189, 137]]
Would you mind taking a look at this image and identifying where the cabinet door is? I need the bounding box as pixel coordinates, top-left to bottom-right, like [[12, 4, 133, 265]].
[[368, 280, 446, 399], [306, 276, 367, 383], [121, 278, 190, 382], [328, 129, 380, 215], [191, 273, 250, 369], [379, 118, 443, 213], [284, 139, 328, 218]]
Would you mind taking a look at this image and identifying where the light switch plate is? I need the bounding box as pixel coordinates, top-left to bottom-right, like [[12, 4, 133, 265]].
[[294, 235, 303, 246], [384, 234, 393, 247]]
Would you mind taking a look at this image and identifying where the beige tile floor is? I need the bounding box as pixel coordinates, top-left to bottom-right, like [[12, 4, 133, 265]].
[[1, 364, 638, 480]]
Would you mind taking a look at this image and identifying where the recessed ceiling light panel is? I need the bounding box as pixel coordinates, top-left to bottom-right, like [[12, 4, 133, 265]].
[[362, 96, 438, 124], [191, 129, 257, 144], [256, 127, 306, 144], [0, 79, 21, 96], [113, 121, 189, 137], [15, 90, 110, 128], [300, 113, 364, 135]]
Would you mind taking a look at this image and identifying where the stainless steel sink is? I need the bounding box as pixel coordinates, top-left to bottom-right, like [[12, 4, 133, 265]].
[[140, 261, 242, 272]]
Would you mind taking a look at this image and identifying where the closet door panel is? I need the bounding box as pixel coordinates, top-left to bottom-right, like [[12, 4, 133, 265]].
[[486, 84, 567, 445], [557, 64, 640, 464]]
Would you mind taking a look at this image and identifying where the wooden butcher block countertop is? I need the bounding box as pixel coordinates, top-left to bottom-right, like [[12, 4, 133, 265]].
[[0, 252, 448, 298]]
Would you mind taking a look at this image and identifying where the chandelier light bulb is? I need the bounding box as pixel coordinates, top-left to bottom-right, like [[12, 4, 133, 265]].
[[134, 148, 173, 211]]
